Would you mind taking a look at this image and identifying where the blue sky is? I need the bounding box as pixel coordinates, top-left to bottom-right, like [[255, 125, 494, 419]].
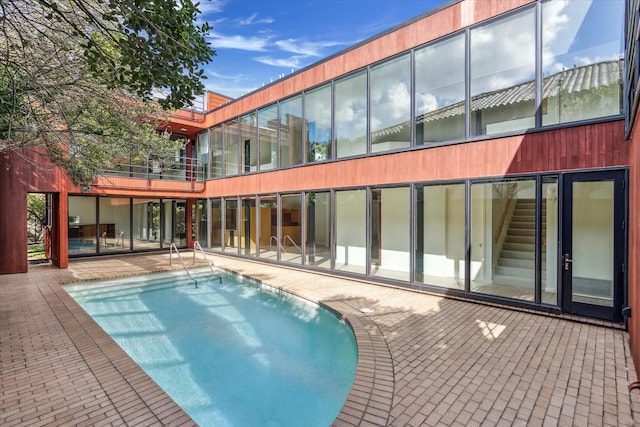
[[197, 0, 451, 99]]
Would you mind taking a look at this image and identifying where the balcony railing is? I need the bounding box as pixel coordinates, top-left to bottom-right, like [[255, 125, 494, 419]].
[[94, 156, 206, 190]]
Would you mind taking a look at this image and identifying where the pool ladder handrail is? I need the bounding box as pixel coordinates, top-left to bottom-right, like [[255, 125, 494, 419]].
[[169, 243, 198, 288], [193, 241, 222, 284]]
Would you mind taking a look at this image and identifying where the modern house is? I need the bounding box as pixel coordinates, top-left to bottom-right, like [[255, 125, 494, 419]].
[[4, 0, 640, 376]]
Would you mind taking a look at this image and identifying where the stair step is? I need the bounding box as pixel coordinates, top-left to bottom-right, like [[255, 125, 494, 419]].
[[498, 257, 546, 268], [503, 242, 535, 251], [494, 266, 535, 279], [500, 250, 547, 260], [505, 235, 535, 244], [492, 273, 535, 287], [509, 228, 535, 237]]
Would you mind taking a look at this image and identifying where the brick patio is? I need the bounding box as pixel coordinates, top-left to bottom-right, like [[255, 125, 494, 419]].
[[2, 252, 640, 426]]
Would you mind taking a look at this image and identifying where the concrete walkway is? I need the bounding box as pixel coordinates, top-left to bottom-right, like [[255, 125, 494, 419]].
[[2, 252, 640, 426]]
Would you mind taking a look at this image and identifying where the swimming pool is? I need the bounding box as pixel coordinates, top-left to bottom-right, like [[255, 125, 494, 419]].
[[64, 270, 357, 427]]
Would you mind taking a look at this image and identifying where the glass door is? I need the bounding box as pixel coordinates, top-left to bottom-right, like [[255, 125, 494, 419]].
[[561, 171, 626, 322]]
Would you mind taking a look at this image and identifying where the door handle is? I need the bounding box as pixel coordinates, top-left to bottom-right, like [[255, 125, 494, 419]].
[[564, 253, 573, 271]]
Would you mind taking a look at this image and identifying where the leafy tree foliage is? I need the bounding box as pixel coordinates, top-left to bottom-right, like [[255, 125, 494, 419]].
[[0, 0, 214, 186]]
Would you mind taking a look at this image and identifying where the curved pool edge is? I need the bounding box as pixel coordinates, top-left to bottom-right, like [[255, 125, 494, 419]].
[[321, 300, 394, 427]]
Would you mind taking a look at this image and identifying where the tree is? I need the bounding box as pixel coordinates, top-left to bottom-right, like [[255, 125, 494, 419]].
[[0, 0, 215, 186]]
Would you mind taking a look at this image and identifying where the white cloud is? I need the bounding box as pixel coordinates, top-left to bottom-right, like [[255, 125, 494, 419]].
[[238, 13, 274, 25], [417, 93, 439, 115], [208, 32, 270, 51], [275, 39, 348, 57], [254, 55, 305, 68]]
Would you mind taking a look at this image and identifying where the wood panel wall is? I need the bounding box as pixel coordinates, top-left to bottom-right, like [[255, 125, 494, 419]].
[[204, 121, 628, 197], [628, 113, 640, 380]]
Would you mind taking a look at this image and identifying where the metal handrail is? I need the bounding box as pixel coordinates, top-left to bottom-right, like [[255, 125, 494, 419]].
[[193, 241, 222, 283], [269, 236, 280, 252], [170, 243, 198, 288], [115, 231, 125, 247], [282, 235, 301, 253]]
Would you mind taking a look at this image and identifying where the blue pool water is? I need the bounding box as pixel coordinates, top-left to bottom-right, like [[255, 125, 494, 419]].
[[64, 270, 357, 427]]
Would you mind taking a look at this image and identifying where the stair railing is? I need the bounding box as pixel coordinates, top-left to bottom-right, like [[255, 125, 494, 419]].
[[193, 241, 222, 283], [170, 243, 198, 288], [282, 235, 301, 253]]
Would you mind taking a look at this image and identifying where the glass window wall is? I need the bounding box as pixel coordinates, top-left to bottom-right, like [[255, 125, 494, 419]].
[[258, 104, 278, 171], [68, 196, 97, 255], [132, 198, 161, 250], [224, 198, 238, 254], [210, 198, 223, 251], [280, 194, 303, 264], [224, 119, 240, 176], [240, 197, 256, 255], [99, 197, 130, 252], [305, 191, 331, 268], [305, 84, 332, 162], [542, 0, 623, 125], [335, 189, 367, 274], [196, 132, 208, 180], [371, 187, 410, 281], [470, 8, 536, 136], [280, 95, 303, 167], [415, 34, 465, 144], [542, 176, 559, 305], [415, 183, 466, 289], [210, 126, 224, 178], [335, 70, 367, 158], [470, 179, 536, 300], [258, 195, 278, 260], [370, 54, 411, 153], [240, 113, 258, 173]]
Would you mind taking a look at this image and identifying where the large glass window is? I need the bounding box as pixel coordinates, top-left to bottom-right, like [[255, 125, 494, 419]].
[[305, 84, 332, 162], [415, 34, 465, 144], [240, 113, 258, 173], [210, 126, 224, 178], [542, 0, 623, 125], [224, 198, 238, 254], [196, 132, 208, 180], [280, 95, 303, 167], [305, 191, 331, 268], [68, 196, 97, 255], [280, 194, 303, 264], [470, 180, 536, 300], [470, 8, 536, 136], [240, 196, 256, 255], [335, 189, 366, 274], [371, 187, 410, 281], [370, 54, 411, 153], [193, 199, 207, 245], [99, 197, 130, 252], [542, 176, 558, 305], [224, 119, 239, 176], [335, 70, 367, 158], [258, 195, 278, 260], [415, 183, 466, 289], [258, 104, 278, 171], [132, 198, 161, 250], [210, 198, 223, 251]]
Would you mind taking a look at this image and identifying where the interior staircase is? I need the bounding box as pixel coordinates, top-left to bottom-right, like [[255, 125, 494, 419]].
[[494, 198, 545, 286]]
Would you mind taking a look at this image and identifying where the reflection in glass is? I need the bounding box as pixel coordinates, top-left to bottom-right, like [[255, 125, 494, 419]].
[[542, 0, 623, 125], [571, 181, 614, 307], [415, 184, 465, 289], [194, 199, 207, 245], [371, 187, 410, 281], [210, 126, 224, 178], [210, 198, 223, 250], [470, 8, 535, 136], [240, 113, 258, 173], [68, 196, 97, 255], [335, 189, 366, 274], [196, 132, 208, 180], [99, 197, 130, 252], [415, 34, 465, 144], [280, 194, 303, 264], [239, 197, 256, 256], [258, 104, 278, 171], [224, 119, 239, 176], [542, 177, 559, 305], [259, 195, 278, 260], [132, 198, 161, 250], [305, 84, 332, 162], [280, 95, 303, 167], [335, 71, 367, 158], [370, 54, 411, 153], [224, 198, 238, 254], [470, 180, 536, 300], [305, 192, 331, 268]]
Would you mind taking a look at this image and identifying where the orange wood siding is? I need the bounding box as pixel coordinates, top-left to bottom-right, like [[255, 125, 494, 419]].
[[204, 121, 628, 197]]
